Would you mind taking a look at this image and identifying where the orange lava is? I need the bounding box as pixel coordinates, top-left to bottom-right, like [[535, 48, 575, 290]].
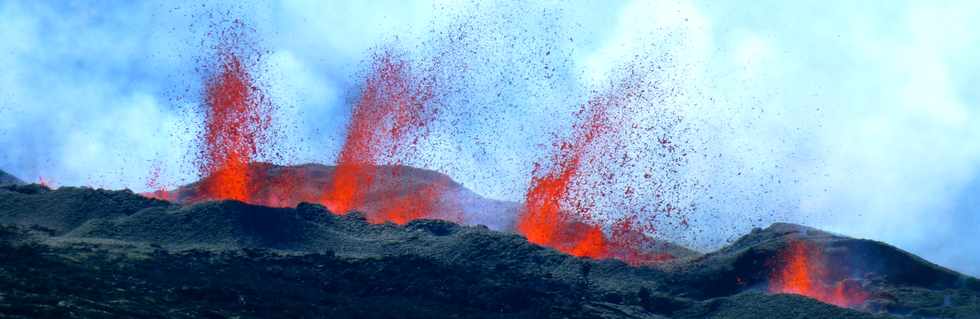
[[517, 84, 676, 264], [516, 69, 681, 265], [517, 100, 613, 259], [320, 50, 447, 224], [198, 54, 259, 201], [769, 240, 869, 308], [195, 22, 272, 204], [373, 178, 460, 225], [254, 168, 311, 208]]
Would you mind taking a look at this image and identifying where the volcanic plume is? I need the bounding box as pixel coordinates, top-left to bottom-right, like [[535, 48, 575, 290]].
[[769, 240, 869, 308], [320, 50, 454, 224]]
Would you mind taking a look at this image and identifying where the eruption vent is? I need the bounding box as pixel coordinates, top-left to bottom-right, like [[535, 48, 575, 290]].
[[769, 240, 869, 308]]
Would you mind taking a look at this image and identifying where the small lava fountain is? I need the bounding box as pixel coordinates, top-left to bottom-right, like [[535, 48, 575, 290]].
[[517, 65, 686, 265], [517, 97, 615, 259], [320, 50, 454, 224], [192, 20, 275, 204], [769, 240, 869, 308]]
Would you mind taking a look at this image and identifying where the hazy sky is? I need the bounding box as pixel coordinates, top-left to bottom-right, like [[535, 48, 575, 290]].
[[1, 0, 978, 276]]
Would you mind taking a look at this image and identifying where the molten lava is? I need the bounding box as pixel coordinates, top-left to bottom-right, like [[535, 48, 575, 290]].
[[373, 178, 460, 225], [517, 101, 614, 259], [320, 50, 451, 224], [513, 58, 698, 265], [516, 78, 677, 265], [197, 54, 262, 201], [194, 21, 273, 204], [769, 240, 869, 308]]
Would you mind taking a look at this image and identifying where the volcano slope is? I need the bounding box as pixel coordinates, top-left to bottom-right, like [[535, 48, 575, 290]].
[[0, 169, 23, 186], [164, 163, 695, 259], [166, 163, 521, 230], [0, 183, 978, 318]]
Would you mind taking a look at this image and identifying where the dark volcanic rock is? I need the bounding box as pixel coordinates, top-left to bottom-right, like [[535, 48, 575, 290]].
[[160, 163, 696, 260], [0, 185, 169, 235], [0, 187, 977, 318], [662, 223, 980, 316], [0, 169, 24, 186], [672, 292, 875, 319]]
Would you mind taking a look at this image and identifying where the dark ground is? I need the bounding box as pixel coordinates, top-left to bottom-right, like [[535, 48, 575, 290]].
[[0, 169, 23, 186], [0, 176, 978, 318]]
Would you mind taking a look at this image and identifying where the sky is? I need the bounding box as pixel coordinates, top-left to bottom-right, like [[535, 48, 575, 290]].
[[0, 0, 978, 276]]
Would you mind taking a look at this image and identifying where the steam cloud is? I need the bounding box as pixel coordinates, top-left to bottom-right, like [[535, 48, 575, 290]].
[[0, 1, 978, 276]]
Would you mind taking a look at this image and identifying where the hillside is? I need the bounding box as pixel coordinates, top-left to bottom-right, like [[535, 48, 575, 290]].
[[0, 169, 23, 186], [164, 163, 521, 231], [1, 183, 977, 318]]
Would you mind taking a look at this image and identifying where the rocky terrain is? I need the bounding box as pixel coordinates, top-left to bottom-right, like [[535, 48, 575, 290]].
[[0, 169, 23, 186], [0, 169, 978, 318]]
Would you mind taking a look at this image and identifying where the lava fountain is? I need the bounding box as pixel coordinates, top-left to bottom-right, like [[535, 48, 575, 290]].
[[194, 20, 274, 203], [320, 50, 452, 224], [516, 97, 616, 259], [516, 72, 681, 264], [514, 55, 701, 265], [769, 240, 869, 308]]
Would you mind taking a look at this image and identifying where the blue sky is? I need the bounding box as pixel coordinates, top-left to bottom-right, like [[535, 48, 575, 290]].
[[1, 0, 978, 276]]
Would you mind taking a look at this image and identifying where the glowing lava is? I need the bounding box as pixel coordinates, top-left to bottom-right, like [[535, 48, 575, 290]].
[[373, 178, 460, 225], [194, 21, 273, 204], [769, 240, 869, 308], [516, 77, 677, 264], [517, 99, 614, 259], [320, 50, 451, 224]]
